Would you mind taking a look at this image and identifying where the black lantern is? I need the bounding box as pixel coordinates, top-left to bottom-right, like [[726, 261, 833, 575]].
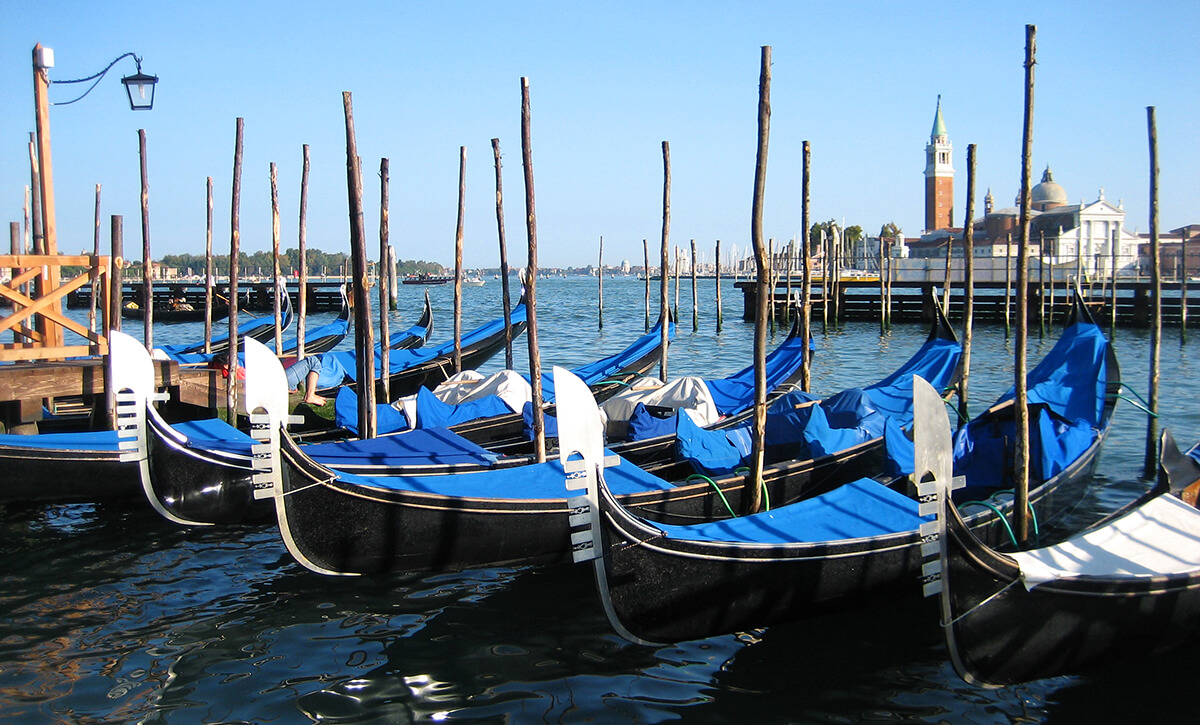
[[121, 61, 158, 111]]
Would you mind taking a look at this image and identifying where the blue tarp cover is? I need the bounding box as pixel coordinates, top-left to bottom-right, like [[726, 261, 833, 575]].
[[675, 411, 753, 475], [413, 387, 512, 430], [654, 478, 930, 544], [169, 418, 257, 456], [0, 429, 123, 452], [165, 314, 349, 366], [863, 337, 962, 426], [332, 453, 675, 499], [305, 426, 501, 469], [329, 304, 527, 381], [626, 403, 679, 442], [704, 333, 808, 415], [998, 322, 1108, 427], [334, 386, 408, 436], [158, 306, 292, 358]]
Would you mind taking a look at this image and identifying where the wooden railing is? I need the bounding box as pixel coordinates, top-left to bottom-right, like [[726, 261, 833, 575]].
[[0, 254, 111, 362]]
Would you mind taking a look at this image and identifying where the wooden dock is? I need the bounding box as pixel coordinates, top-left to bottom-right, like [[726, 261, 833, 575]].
[[65, 280, 348, 313], [736, 279, 1200, 326]]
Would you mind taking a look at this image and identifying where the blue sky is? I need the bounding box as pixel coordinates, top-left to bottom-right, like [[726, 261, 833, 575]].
[[3, 2, 1197, 269]]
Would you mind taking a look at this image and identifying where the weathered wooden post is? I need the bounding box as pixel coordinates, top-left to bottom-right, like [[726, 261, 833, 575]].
[[643, 239, 650, 331], [138, 129, 153, 351], [1013, 24, 1036, 544], [379, 158, 391, 385], [343, 93, 376, 438], [297, 145, 310, 360], [270, 162, 283, 353], [1004, 232, 1013, 337], [1038, 230, 1047, 334], [673, 246, 681, 323], [388, 246, 398, 311], [958, 144, 977, 424], [691, 238, 699, 331], [227, 118, 243, 421], [598, 235, 604, 330], [768, 238, 777, 336], [943, 231, 953, 313], [491, 138, 514, 370], [89, 184, 101, 333], [1109, 226, 1118, 337], [659, 143, 671, 382], [878, 225, 886, 333], [746, 45, 772, 516], [1145, 105, 1162, 479], [203, 177, 214, 352], [801, 141, 813, 392], [453, 146, 466, 374], [520, 77, 546, 463], [715, 239, 723, 332], [110, 215, 123, 332]]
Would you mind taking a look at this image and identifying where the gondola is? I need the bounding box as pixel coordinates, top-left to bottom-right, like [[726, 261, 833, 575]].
[[922, 426, 1200, 687], [140, 336, 293, 525], [0, 331, 159, 503], [261, 311, 962, 576], [157, 283, 294, 359], [401, 274, 451, 285], [318, 298, 527, 399], [562, 292, 1118, 644], [324, 313, 675, 441], [165, 285, 354, 366], [121, 300, 230, 323]]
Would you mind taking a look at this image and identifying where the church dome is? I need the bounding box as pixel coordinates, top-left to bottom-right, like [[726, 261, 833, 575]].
[[1031, 166, 1067, 210]]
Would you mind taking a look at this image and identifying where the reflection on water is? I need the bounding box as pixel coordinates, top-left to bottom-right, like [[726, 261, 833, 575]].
[[0, 278, 1192, 721]]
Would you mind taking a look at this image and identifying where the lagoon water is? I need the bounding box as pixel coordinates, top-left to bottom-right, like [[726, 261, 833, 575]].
[[1, 276, 1197, 723]]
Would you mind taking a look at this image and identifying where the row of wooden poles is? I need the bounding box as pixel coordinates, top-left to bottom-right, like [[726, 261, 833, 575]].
[[15, 32, 1163, 533]]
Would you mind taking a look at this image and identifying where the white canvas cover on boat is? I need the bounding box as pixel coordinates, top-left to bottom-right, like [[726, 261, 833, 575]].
[[392, 369, 533, 424], [1011, 493, 1200, 589], [600, 375, 719, 429]]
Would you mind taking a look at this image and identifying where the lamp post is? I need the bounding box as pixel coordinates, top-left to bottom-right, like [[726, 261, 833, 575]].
[[30, 44, 158, 348]]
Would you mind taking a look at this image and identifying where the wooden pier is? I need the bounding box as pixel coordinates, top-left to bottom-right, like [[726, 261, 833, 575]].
[[737, 279, 1200, 326], [65, 280, 348, 313]]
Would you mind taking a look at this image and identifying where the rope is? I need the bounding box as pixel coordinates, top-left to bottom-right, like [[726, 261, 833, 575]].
[[940, 577, 1023, 627]]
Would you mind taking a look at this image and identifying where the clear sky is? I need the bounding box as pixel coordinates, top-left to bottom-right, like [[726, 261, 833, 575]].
[[3, 1, 1197, 269]]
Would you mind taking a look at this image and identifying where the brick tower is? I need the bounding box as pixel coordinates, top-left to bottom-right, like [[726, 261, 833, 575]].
[[924, 95, 954, 232]]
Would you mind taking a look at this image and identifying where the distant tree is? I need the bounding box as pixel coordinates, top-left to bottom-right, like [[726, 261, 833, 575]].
[[879, 222, 902, 239]]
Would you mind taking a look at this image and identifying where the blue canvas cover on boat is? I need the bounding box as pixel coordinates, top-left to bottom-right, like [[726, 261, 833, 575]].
[[674, 411, 753, 475], [862, 337, 962, 426], [883, 415, 915, 477], [762, 390, 821, 448], [304, 427, 502, 469], [953, 406, 1098, 493], [331, 304, 528, 381], [654, 478, 930, 544], [169, 418, 257, 456], [0, 429, 122, 452], [704, 333, 809, 416], [334, 453, 674, 499], [998, 322, 1108, 428], [158, 306, 292, 359], [334, 386, 409, 436], [626, 403, 679, 442], [538, 319, 673, 401], [413, 386, 512, 430], [522, 401, 559, 440], [802, 403, 877, 458]]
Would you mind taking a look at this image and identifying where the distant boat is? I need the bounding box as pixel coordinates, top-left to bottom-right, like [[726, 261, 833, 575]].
[[401, 273, 451, 286], [463, 276, 486, 286]]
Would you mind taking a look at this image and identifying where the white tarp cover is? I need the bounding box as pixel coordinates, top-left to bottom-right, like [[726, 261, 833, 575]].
[[1011, 493, 1200, 589], [391, 369, 533, 425], [600, 375, 719, 436]]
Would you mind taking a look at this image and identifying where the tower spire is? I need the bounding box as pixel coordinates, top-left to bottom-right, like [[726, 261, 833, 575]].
[[924, 96, 954, 232]]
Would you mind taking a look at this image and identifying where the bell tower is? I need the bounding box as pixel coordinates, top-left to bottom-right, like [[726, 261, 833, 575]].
[[924, 95, 954, 232]]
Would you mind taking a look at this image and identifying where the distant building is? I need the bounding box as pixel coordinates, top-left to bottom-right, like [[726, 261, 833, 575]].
[[924, 96, 954, 233]]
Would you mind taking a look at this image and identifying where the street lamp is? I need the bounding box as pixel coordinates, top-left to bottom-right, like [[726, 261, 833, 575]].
[[42, 48, 159, 111]]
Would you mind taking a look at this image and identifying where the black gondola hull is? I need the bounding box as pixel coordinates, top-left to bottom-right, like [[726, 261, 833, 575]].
[[0, 446, 139, 503]]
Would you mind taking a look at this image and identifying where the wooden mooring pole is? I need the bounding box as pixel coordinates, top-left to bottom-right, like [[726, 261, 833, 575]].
[[203, 177, 214, 353], [379, 158, 391, 385], [690, 239, 699, 331], [298, 145, 310, 360], [227, 118, 243, 421], [801, 141, 812, 392], [1013, 24, 1036, 545], [746, 45, 771, 516], [643, 239, 650, 332], [520, 77, 545, 463], [138, 129, 153, 351], [598, 235, 604, 330], [343, 93, 376, 439], [1181, 229, 1189, 342], [454, 146, 466, 374], [659, 142, 671, 382], [959, 143, 977, 424], [89, 184, 100, 333], [715, 239, 723, 332], [490, 138, 514, 370], [1144, 105, 1161, 479], [110, 215, 122, 333], [270, 163, 283, 353]]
